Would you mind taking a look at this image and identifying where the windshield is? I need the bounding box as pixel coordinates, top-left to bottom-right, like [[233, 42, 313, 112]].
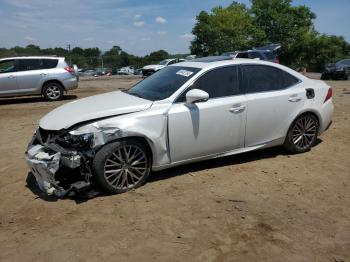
[[158, 60, 169, 65], [126, 66, 201, 101], [338, 59, 350, 66]]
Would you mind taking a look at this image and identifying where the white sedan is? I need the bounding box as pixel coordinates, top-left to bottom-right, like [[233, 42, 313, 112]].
[[26, 58, 334, 197]]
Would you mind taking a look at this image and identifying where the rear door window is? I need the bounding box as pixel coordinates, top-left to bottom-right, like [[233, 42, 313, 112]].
[[18, 59, 42, 71], [0, 60, 16, 73], [42, 59, 58, 69], [243, 65, 299, 93]]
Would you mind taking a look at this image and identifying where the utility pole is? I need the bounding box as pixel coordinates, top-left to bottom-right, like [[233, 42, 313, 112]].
[[67, 44, 71, 65]]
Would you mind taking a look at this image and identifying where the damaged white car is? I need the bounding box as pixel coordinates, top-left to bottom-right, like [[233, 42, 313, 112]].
[[26, 58, 333, 197]]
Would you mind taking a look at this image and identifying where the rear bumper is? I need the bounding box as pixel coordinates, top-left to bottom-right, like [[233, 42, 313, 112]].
[[62, 77, 78, 90], [319, 99, 334, 135]]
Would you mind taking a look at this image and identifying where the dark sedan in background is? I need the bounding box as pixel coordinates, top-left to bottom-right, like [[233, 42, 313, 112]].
[[321, 59, 350, 80]]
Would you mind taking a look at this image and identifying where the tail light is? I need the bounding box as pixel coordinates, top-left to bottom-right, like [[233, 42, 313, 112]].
[[64, 67, 75, 74], [324, 87, 332, 103], [275, 57, 280, 64]]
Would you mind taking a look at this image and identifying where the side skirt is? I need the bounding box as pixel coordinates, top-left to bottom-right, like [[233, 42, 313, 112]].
[[152, 137, 284, 171]]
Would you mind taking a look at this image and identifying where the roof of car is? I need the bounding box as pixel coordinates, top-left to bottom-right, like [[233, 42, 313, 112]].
[[171, 58, 309, 82], [172, 57, 266, 69], [191, 56, 233, 63], [0, 56, 63, 60]]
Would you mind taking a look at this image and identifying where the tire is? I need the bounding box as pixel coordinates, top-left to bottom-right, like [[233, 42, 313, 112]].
[[284, 113, 319, 153], [343, 75, 349, 80], [92, 139, 151, 194], [43, 82, 64, 101]]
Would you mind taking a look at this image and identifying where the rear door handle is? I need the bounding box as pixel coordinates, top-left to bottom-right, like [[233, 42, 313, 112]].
[[288, 96, 302, 102], [40, 73, 47, 76], [229, 105, 246, 113], [8, 75, 15, 79]]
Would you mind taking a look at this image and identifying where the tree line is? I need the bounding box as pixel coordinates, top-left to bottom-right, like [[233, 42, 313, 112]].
[[0, 45, 181, 69], [191, 0, 350, 71]]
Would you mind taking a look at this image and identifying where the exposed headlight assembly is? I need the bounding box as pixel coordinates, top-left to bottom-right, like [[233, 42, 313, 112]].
[[61, 132, 94, 148]]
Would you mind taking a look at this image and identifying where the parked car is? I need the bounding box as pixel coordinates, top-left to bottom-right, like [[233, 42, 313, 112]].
[[80, 69, 97, 77], [117, 66, 135, 75], [321, 59, 350, 80], [222, 44, 281, 63], [0, 56, 78, 101], [141, 58, 185, 77], [26, 58, 333, 197]]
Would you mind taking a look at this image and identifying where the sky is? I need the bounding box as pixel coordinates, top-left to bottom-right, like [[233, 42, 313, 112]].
[[0, 0, 349, 56]]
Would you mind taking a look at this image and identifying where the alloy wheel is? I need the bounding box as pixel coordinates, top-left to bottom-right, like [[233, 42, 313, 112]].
[[45, 85, 61, 100], [103, 144, 148, 190], [292, 115, 318, 149]]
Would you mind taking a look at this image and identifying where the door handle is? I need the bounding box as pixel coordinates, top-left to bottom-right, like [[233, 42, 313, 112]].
[[40, 73, 47, 76], [288, 96, 302, 102], [7, 75, 15, 79], [229, 105, 246, 113]]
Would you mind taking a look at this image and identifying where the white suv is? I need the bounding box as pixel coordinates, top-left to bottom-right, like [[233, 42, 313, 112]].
[[0, 56, 78, 101]]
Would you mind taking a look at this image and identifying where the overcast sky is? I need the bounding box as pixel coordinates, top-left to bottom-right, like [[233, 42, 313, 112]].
[[0, 0, 349, 56]]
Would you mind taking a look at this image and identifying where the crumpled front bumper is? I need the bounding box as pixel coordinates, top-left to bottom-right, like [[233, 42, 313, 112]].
[[25, 142, 88, 197], [26, 144, 63, 196]]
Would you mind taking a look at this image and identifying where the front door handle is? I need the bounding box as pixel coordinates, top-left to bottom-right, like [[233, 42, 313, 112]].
[[229, 105, 246, 113], [40, 73, 47, 76], [288, 96, 302, 102], [8, 75, 15, 79]]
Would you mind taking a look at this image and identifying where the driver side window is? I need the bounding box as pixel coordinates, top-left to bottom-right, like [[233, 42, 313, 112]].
[[0, 60, 16, 74], [176, 66, 240, 102]]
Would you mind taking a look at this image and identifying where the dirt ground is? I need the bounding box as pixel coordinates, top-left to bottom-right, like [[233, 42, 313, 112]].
[[0, 75, 349, 262]]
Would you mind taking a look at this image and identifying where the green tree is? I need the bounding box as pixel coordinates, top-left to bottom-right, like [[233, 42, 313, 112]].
[[191, 2, 265, 56], [251, 0, 316, 65], [147, 50, 169, 63]]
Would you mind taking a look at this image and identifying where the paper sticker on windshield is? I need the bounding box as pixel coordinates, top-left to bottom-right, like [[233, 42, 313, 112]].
[[176, 70, 194, 77]]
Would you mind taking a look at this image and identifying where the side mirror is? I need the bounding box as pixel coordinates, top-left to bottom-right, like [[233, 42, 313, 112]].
[[185, 89, 209, 104]]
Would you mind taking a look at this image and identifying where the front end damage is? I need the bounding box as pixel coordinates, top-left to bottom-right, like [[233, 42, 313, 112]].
[[25, 107, 170, 198], [25, 125, 121, 197], [25, 128, 94, 197]]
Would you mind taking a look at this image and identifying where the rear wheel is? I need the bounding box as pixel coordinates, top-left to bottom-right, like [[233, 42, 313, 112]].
[[92, 139, 151, 194], [43, 82, 64, 101], [284, 113, 319, 153]]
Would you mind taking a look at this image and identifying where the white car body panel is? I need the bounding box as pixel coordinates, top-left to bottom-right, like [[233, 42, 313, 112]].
[[142, 64, 165, 71], [168, 95, 247, 162], [39, 91, 153, 130]]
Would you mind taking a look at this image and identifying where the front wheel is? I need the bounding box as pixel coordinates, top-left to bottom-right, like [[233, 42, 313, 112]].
[[92, 139, 151, 194], [284, 114, 319, 153]]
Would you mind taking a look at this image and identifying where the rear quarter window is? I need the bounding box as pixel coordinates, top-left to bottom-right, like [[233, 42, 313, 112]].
[[42, 59, 58, 69]]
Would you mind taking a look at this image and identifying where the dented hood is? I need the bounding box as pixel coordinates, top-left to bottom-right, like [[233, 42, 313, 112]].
[[39, 91, 152, 130]]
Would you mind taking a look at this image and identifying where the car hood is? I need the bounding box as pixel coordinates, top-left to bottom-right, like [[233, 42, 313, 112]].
[[39, 91, 153, 130], [142, 64, 165, 71]]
